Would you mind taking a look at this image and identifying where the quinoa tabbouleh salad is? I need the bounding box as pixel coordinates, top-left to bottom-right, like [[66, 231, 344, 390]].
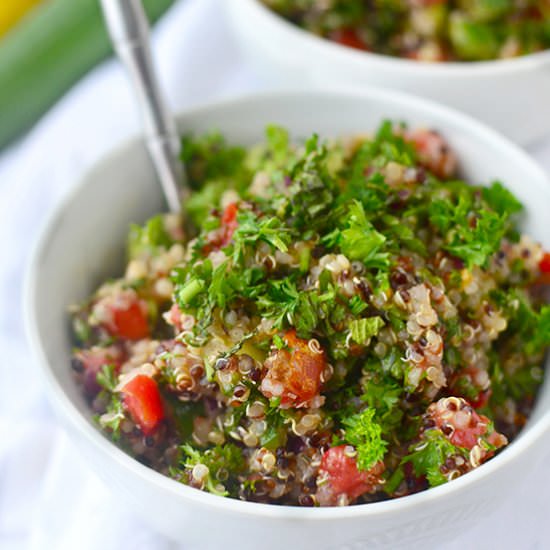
[[261, 1, 550, 62], [71, 122, 550, 506]]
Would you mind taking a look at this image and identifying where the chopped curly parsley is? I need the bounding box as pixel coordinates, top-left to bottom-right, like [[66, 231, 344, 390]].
[[343, 408, 387, 471], [71, 120, 549, 507], [403, 430, 463, 488], [179, 443, 245, 497]]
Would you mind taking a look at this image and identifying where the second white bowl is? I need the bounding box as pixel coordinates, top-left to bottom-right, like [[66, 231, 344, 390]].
[[225, 0, 550, 145]]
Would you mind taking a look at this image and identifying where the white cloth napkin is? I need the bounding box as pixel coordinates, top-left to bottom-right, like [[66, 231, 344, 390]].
[[1, 1, 550, 548]]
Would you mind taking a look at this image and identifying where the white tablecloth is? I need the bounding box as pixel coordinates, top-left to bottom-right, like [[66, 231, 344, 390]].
[[1, 1, 550, 548]]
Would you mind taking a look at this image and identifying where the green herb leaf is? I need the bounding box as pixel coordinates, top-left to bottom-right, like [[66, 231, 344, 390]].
[[128, 215, 173, 260], [349, 316, 385, 344], [403, 430, 463, 487], [265, 125, 291, 165], [180, 443, 245, 497], [534, 305, 550, 350], [482, 181, 523, 217], [232, 211, 290, 262], [96, 363, 118, 392], [429, 192, 506, 267], [286, 134, 338, 230], [97, 397, 125, 441], [360, 374, 403, 435], [329, 200, 390, 269], [343, 408, 387, 471], [348, 295, 368, 316]]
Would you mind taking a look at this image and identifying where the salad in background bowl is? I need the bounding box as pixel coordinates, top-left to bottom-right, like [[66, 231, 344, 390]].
[[26, 89, 550, 549], [260, 0, 550, 62], [224, 0, 550, 145]]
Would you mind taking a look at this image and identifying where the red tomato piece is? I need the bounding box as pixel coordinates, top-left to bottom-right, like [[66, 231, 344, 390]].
[[220, 202, 239, 247], [221, 201, 238, 225], [108, 298, 150, 340], [319, 445, 384, 503], [429, 397, 490, 450], [450, 366, 491, 410], [260, 329, 326, 408], [469, 389, 492, 410], [450, 418, 488, 449], [202, 203, 239, 254], [539, 252, 550, 274], [165, 303, 183, 332], [121, 374, 164, 435], [407, 129, 457, 180], [330, 28, 366, 51]]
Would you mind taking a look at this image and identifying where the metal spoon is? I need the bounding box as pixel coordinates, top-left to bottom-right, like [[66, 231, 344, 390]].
[[100, 0, 187, 213]]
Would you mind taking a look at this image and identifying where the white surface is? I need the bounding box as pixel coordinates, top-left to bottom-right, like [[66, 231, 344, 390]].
[[1, 0, 550, 549], [226, 0, 550, 145]]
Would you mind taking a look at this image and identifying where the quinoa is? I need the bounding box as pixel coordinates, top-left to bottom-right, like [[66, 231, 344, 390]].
[[70, 122, 550, 506], [261, 1, 550, 62]]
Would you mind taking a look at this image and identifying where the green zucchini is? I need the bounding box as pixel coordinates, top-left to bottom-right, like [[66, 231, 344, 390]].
[[0, 0, 175, 150]]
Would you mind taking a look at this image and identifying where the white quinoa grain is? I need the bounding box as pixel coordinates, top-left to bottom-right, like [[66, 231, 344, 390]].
[[154, 277, 173, 298], [243, 432, 260, 448], [168, 243, 185, 263], [308, 338, 323, 354], [261, 452, 276, 473], [125, 259, 148, 281], [246, 401, 266, 419]]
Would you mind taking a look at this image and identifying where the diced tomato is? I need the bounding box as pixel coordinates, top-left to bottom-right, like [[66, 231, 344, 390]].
[[329, 28, 367, 51], [487, 431, 508, 449], [202, 203, 239, 254], [121, 374, 164, 435], [259, 329, 326, 408], [319, 446, 384, 503], [539, 252, 550, 274], [449, 417, 488, 449], [449, 411, 507, 457], [165, 303, 183, 332], [221, 202, 238, 226], [429, 397, 490, 450], [407, 129, 457, 180], [450, 367, 491, 410], [107, 298, 150, 340], [220, 202, 239, 247], [469, 389, 492, 410], [74, 346, 123, 397]]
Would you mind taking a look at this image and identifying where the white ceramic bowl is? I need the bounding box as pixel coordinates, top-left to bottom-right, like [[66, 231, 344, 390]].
[[225, 0, 550, 145], [26, 89, 550, 550]]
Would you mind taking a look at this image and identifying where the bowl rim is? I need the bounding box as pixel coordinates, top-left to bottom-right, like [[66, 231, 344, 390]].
[[25, 87, 550, 521], [237, 0, 550, 75]]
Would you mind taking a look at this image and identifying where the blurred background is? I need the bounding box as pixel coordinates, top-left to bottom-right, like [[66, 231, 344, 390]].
[[0, 0, 174, 150], [1, 1, 550, 549]]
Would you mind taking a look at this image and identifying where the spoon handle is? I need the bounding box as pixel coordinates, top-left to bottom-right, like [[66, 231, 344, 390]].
[[100, 0, 186, 213]]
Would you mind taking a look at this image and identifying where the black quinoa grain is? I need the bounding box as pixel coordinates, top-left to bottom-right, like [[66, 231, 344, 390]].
[[70, 357, 84, 372], [299, 495, 315, 506], [249, 367, 261, 383], [311, 245, 326, 259]]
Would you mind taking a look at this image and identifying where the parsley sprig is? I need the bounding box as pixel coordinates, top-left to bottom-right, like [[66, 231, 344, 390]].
[[342, 408, 387, 471]]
